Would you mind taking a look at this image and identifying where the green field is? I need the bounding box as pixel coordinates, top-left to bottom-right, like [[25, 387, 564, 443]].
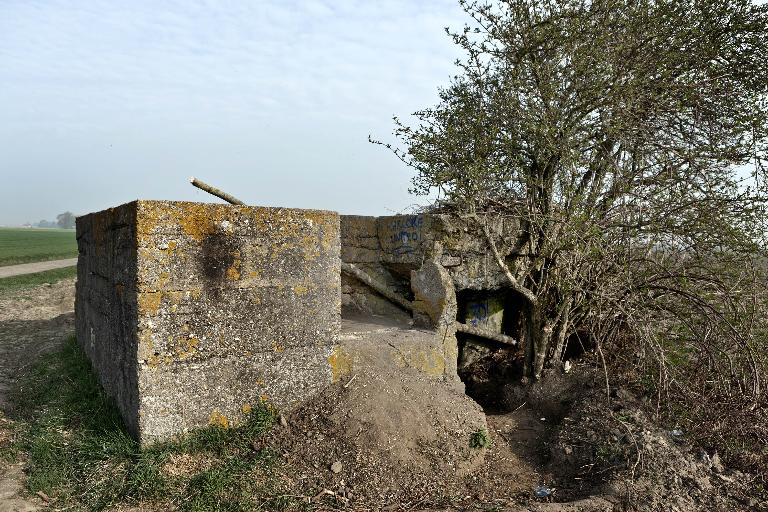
[[0, 227, 77, 266], [0, 266, 77, 296]]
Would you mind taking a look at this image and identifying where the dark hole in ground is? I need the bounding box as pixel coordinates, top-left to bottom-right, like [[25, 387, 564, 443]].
[[563, 330, 593, 360], [455, 289, 524, 412]]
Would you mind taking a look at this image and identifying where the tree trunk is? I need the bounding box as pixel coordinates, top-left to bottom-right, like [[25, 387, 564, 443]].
[[550, 297, 573, 366], [522, 304, 536, 378], [533, 315, 555, 380]]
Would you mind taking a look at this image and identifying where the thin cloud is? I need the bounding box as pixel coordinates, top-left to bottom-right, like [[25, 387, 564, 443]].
[[0, 0, 467, 224]]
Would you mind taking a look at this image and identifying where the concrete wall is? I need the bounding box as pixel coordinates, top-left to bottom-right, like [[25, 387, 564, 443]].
[[339, 215, 411, 319], [339, 213, 522, 378], [340, 213, 520, 294], [75, 204, 141, 434], [76, 200, 340, 445]]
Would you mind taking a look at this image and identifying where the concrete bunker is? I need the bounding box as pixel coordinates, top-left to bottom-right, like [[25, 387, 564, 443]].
[[339, 213, 528, 410], [76, 200, 341, 445], [75, 200, 527, 446]]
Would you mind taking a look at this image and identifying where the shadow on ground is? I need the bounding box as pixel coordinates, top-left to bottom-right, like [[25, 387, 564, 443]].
[[0, 313, 74, 415]]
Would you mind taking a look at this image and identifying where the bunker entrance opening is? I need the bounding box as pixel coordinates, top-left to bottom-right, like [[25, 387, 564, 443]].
[[456, 289, 525, 412]]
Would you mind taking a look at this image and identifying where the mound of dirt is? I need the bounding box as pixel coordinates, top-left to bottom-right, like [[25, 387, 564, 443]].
[[270, 365, 488, 508]]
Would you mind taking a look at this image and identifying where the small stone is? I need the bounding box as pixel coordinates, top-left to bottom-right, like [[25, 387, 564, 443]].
[[711, 452, 725, 473], [564, 446, 573, 455], [330, 461, 343, 474], [278, 415, 288, 427]]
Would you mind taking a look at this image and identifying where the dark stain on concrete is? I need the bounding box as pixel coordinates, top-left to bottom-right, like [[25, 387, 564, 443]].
[[199, 231, 241, 295]]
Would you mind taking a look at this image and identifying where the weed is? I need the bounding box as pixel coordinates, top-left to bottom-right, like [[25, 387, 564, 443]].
[[469, 428, 491, 449]]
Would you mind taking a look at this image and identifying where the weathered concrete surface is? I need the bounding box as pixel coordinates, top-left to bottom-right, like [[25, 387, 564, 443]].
[[337, 314, 461, 387], [340, 213, 521, 381], [341, 213, 520, 294], [340, 216, 467, 386], [377, 213, 520, 290], [340, 216, 411, 320], [76, 203, 141, 434], [410, 242, 460, 384], [458, 292, 506, 369], [76, 200, 340, 445], [463, 294, 505, 333]]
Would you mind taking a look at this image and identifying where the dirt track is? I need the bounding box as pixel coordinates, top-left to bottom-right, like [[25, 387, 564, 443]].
[[0, 258, 78, 279], [0, 278, 75, 512]]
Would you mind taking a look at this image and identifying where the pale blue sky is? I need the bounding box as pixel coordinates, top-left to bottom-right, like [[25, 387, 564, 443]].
[[0, 0, 466, 225]]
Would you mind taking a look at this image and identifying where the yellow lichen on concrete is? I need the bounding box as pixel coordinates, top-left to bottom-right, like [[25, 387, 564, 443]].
[[328, 345, 353, 383], [172, 336, 199, 360], [163, 289, 202, 305], [304, 210, 339, 251], [226, 251, 242, 280], [138, 292, 162, 316], [393, 348, 447, 377], [440, 327, 459, 367], [137, 330, 155, 360], [209, 410, 230, 428], [179, 211, 215, 241], [412, 290, 447, 328], [293, 284, 310, 296], [158, 241, 178, 256], [157, 272, 170, 289], [244, 207, 338, 262], [137, 201, 232, 242]]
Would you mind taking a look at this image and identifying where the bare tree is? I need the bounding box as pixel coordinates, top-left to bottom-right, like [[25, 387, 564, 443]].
[[375, 0, 768, 471]]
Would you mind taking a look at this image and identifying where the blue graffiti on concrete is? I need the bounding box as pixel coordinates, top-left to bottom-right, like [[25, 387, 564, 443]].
[[388, 215, 423, 256], [467, 301, 490, 327]]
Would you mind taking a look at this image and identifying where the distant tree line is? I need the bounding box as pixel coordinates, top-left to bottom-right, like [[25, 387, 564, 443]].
[[31, 212, 76, 229]]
